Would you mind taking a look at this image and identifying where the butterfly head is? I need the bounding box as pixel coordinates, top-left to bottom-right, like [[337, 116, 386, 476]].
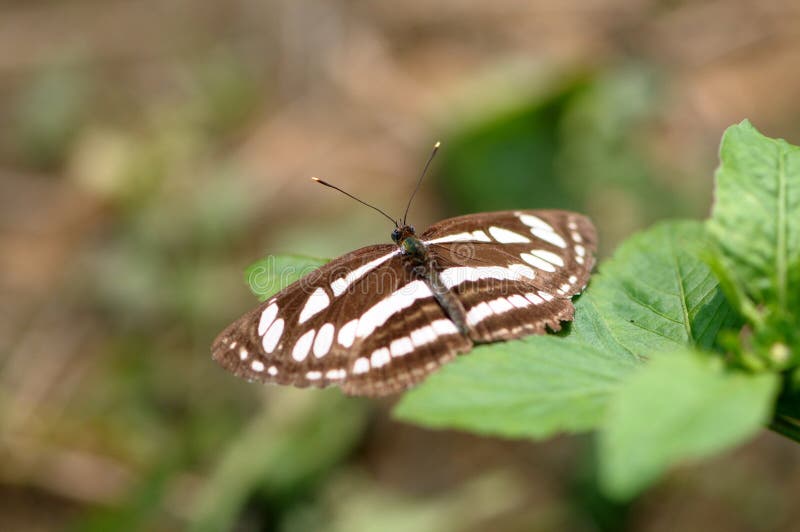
[[391, 225, 416, 243]]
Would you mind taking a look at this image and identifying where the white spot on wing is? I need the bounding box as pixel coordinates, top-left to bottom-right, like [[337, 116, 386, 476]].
[[292, 329, 315, 362], [370, 347, 391, 368], [251, 360, 265, 372], [313, 323, 335, 358], [466, 301, 492, 325], [518, 214, 555, 232], [390, 337, 414, 357], [330, 278, 348, 296], [356, 280, 433, 338], [239, 347, 249, 360], [529, 249, 565, 267], [410, 325, 436, 346], [488, 297, 513, 314], [473, 230, 491, 242], [488, 226, 531, 243], [268, 365, 278, 376], [507, 294, 530, 308], [569, 275, 578, 284], [262, 318, 284, 353], [431, 319, 458, 335], [575, 244, 586, 257], [306, 370, 322, 380], [519, 213, 568, 248], [531, 227, 567, 248], [326, 368, 346, 380], [353, 357, 370, 374], [525, 292, 544, 304], [299, 287, 329, 324], [258, 303, 278, 336], [520, 252, 556, 272], [338, 319, 358, 347]]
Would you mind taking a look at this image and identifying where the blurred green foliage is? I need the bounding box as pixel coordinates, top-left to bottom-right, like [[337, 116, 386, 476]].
[[399, 122, 799, 501], [437, 65, 690, 253], [14, 62, 90, 169]]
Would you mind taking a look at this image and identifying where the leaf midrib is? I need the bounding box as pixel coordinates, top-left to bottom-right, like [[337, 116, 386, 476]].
[[777, 145, 788, 309], [669, 232, 693, 342]]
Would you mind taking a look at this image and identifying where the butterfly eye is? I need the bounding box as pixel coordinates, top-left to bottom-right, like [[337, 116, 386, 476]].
[[409, 225, 415, 234], [391, 228, 401, 241]]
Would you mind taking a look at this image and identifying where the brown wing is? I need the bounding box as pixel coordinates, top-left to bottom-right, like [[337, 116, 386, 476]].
[[211, 244, 470, 396], [422, 210, 597, 342]]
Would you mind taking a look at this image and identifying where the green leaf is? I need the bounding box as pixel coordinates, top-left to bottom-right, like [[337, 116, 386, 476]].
[[708, 120, 800, 315], [394, 335, 639, 438], [244, 254, 328, 301], [395, 221, 738, 439], [599, 349, 779, 499], [588, 221, 741, 354]]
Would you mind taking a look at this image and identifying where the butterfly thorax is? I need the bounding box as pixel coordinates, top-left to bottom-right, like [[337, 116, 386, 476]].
[[393, 225, 472, 338]]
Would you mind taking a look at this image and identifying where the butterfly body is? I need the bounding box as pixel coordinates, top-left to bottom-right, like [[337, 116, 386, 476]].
[[212, 210, 596, 397]]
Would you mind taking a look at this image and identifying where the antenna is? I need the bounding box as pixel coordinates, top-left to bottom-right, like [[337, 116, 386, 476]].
[[403, 141, 440, 225], [311, 177, 398, 227]]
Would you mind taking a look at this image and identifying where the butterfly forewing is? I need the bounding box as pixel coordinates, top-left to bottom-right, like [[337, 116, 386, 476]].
[[212, 244, 468, 395], [212, 209, 596, 396], [422, 210, 596, 342]]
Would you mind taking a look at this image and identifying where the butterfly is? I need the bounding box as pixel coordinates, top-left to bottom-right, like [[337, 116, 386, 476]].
[[212, 143, 597, 396]]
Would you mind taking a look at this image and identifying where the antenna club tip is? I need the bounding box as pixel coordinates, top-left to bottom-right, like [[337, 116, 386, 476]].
[[311, 176, 320, 181], [434, 141, 441, 148]]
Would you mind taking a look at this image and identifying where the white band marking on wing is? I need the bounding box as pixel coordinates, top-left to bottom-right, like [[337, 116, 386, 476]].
[[425, 230, 491, 244], [258, 303, 278, 336], [529, 249, 565, 268], [292, 329, 316, 362], [440, 265, 535, 289], [370, 347, 391, 368], [326, 368, 346, 380], [313, 323, 335, 358], [353, 357, 370, 374], [262, 318, 285, 353], [330, 249, 401, 297], [531, 227, 567, 248], [488, 226, 531, 243], [518, 213, 568, 248], [518, 214, 555, 232], [338, 319, 358, 347], [356, 280, 433, 339], [299, 287, 330, 324], [390, 337, 414, 357], [520, 253, 556, 272]]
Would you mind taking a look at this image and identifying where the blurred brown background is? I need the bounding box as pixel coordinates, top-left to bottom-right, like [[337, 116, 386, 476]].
[[3, 1, 800, 531]]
